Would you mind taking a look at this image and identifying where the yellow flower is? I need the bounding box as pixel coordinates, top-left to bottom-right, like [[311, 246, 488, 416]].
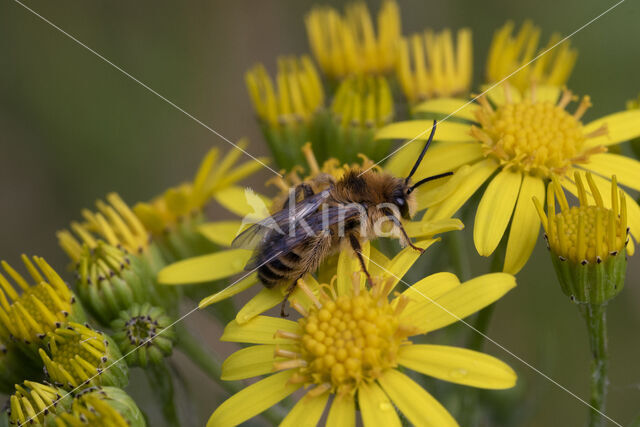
[[534, 172, 628, 304], [134, 143, 267, 237], [39, 322, 128, 389], [486, 21, 577, 92], [306, 0, 401, 80], [9, 382, 144, 427], [158, 147, 463, 321], [378, 83, 640, 274], [246, 56, 324, 128], [397, 28, 473, 104], [207, 245, 517, 426], [0, 255, 84, 344]]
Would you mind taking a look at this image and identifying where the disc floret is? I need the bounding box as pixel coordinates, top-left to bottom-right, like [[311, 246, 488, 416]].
[[274, 277, 416, 396], [472, 86, 605, 177]]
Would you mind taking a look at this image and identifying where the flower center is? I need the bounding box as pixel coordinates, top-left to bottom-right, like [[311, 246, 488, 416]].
[[283, 279, 415, 396], [472, 87, 605, 177]]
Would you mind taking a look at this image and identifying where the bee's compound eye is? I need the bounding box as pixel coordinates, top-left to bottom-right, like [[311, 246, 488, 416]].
[[395, 197, 405, 207]]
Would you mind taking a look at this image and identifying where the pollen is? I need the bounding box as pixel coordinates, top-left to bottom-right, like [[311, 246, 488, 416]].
[[472, 86, 606, 177], [534, 172, 628, 264], [275, 277, 416, 395]]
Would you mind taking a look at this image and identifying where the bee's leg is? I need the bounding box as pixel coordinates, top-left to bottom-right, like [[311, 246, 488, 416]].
[[280, 278, 301, 317], [389, 215, 424, 253], [348, 234, 373, 286]]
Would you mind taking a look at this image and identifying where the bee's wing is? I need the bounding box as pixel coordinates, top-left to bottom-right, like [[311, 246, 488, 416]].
[[231, 189, 332, 250], [243, 203, 363, 271]]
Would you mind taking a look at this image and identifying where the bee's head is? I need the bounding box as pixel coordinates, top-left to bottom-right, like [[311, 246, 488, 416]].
[[391, 181, 415, 220]]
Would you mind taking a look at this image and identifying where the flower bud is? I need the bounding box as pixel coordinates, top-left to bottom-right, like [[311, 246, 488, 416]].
[[111, 303, 175, 368], [39, 323, 128, 389], [329, 74, 394, 162], [534, 172, 628, 305], [9, 381, 71, 426]]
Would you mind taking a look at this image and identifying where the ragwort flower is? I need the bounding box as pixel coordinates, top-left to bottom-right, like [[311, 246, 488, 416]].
[[208, 245, 517, 426], [0, 255, 85, 345], [39, 322, 128, 389], [305, 0, 401, 80], [378, 83, 640, 274], [486, 20, 577, 91], [397, 28, 473, 104]]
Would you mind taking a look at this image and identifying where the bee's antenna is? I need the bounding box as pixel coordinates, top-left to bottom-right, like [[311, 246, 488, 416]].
[[407, 171, 453, 194], [405, 120, 437, 185]]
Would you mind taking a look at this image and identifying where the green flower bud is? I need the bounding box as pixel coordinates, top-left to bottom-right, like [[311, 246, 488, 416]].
[[111, 303, 175, 368], [73, 241, 156, 326], [535, 172, 628, 305], [39, 323, 128, 390]]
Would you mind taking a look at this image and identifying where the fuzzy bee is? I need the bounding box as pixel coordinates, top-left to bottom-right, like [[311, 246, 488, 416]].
[[233, 121, 451, 316]]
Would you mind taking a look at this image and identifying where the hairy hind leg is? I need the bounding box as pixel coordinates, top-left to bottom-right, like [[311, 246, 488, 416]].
[[348, 234, 373, 287]]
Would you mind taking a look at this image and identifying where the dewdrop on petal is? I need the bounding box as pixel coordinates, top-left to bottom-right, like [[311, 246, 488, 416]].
[[534, 171, 629, 305]]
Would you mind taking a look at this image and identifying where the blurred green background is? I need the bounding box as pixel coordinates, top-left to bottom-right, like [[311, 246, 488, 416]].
[[1, 0, 639, 425]]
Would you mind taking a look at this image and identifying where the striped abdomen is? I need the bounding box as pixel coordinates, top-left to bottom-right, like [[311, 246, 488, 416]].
[[257, 250, 306, 288]]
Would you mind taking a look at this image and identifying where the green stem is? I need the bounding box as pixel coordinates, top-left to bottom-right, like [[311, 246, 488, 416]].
[[175, 325, 285, 425], [581, 304, 609, 427], [445, 231, 471, 281], [145, 362, 180, 427]]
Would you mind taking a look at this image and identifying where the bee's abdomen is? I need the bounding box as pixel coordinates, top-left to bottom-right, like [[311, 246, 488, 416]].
[[257, 251, 304, 288]]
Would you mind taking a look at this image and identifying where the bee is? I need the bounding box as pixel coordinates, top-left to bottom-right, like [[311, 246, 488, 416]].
[[233, 121, 451, 316]]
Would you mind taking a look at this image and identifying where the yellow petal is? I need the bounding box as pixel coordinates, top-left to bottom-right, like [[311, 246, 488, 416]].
[[376, 121, 474, 143], [220, 315, 300, 344], [523, 85, 561, 103], [214, 159, 269, 190], [358, 381, 401, 427], [327, 394, 356, 427], [290, 274, 321, 312], [199, 274, 257, 308], [562, 171, 640, 254], [413, 97, 477, 122], [474, 169, 522, 256], [386, 141, 483, 180], [404, 273, 516, 333], [415, 164, 473, 210], [405, 218, 464, 239], [377, 369, 458, 427], [213, 186, 272, 217], [337, 241, 369, 296], [367, 246, 391, 278], [383, 239, 438, 290], [396, 272, 461, 319], [398, 344, 517, 389], [425, 159, 499, 221], [158, 249, 251, 284], [206, 371, 300, 427], [583, 110, 640, 148], [503, 175, 545, 274], [280, 391, 329, 427], [221, 344, 291, 380], [198, 221, 244, 247], [236, 287, 284, 325], [481, 83, 522, 106], [583, 153, 640, 192]]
